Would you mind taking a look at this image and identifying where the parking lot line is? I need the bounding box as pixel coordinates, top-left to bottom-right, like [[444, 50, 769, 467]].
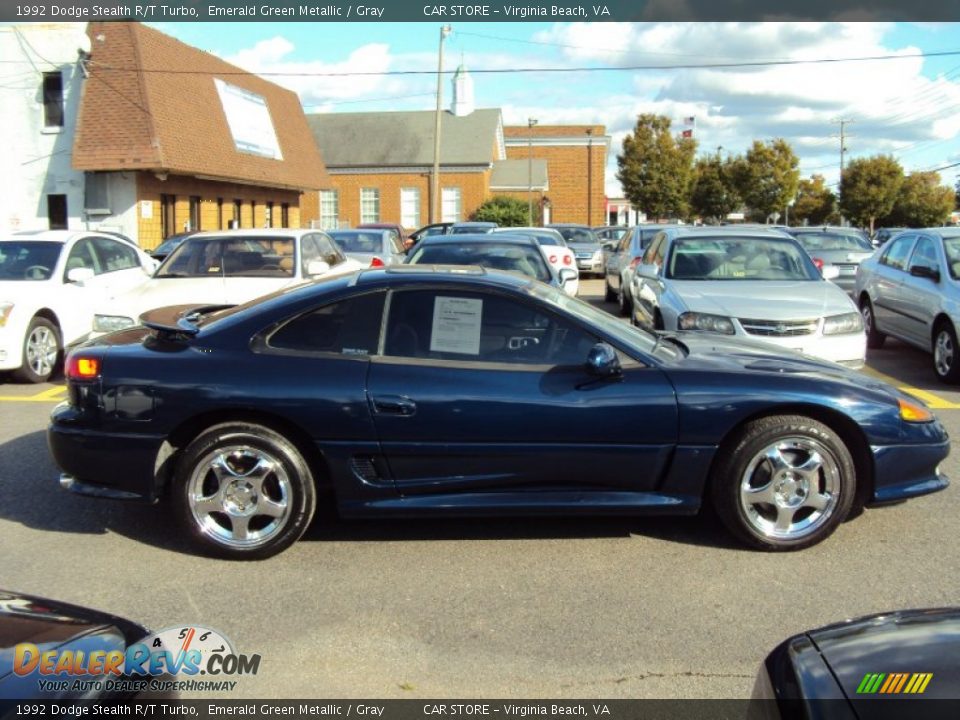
[[861, 368, 960, 410], [0, 386, 66, 403]]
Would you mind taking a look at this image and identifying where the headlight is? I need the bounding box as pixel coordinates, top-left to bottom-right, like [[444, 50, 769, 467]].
[[0, 302, 13, 328], [93, 315, 135, 333], [823, 312, 864, 335], [678, 312, 735, 335]]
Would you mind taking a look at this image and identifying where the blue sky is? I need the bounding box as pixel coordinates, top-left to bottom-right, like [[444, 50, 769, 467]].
[[153, 22, 960, 197]]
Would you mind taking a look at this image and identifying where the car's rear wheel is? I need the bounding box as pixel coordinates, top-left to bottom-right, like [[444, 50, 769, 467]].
[[617, 286, 630, 317], [13, 317, 60, 383], [604, 278, 616, 302], [174, 423, 316, 560], [933, 321, 960, 384], [711, 415, 855, 551], [859, 297, 885, 349]]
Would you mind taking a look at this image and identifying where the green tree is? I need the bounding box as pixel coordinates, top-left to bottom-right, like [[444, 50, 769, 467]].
[[791, 174, 836, 226], [690, 154, 740, 223], [470, 195, 530, 226], [955, 176, 960, 209], [882, 172, 955, 227], [839, 155, 904, 233], [617, 114, 697, 221], [732, 139, 800, 222]]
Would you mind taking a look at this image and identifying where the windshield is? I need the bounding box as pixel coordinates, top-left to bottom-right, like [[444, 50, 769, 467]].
[[553, 227, 599, 244], [410, 242, 552, 282], [791, 232, 873, 251], [158, 236, 296, 278], [667, 237, 819, 281], [449, 225, 494, 234], [0, 241, 63, 281], [328, 231, 384, 254], [527, 282, 680, 361]]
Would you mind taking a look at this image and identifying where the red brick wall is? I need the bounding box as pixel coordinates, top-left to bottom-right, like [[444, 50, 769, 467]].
[[506, 145, 606, 226]]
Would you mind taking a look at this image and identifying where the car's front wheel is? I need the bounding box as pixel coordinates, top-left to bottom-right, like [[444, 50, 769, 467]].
[[617, 286, 630, 317], [14, 317, 60, 383], [174, 423, 317, 560], [859, 297, 885, 349], [711, 415, 856, 551], [933, 321, 960, 384]]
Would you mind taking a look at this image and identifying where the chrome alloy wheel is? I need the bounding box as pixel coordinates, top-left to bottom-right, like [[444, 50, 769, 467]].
[[738, 437, 840, 541], [187, 446, 292, 549], [25, 325, 57, 377], [934, 328, 955, 378]]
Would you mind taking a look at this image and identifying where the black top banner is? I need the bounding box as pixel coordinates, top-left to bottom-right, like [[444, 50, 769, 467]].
[[4, 0, 960, 23]]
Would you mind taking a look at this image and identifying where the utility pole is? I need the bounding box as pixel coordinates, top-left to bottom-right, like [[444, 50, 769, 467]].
[[431, 25, 452, 224], [586, 128, 594, 225], [527, 117, 538, 226], [833, 117, 853, 224]]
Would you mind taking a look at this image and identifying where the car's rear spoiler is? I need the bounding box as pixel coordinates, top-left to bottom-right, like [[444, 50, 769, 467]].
[[139, 304, 234, 339]]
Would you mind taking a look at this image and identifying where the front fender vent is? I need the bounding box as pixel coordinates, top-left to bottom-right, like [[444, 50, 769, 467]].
[[350, 456, 382, 482]]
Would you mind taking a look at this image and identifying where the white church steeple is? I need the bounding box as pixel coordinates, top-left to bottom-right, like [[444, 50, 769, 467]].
[[450, 58, 474, 117]]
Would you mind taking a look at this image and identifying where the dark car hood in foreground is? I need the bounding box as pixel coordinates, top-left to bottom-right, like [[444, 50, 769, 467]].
[[811, 608, 960, 701], [0, 590, 149, 697]]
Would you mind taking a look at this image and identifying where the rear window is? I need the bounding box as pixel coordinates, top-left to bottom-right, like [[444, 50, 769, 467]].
[[409, 243, 551, 282]]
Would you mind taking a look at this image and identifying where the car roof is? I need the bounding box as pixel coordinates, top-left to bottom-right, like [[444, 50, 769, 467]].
[[451, 221, 496, 226], [415, 232, 538, 245], [177, 229, 310, 240], [666, 226, 795, 240], [7, 229, 133, 244]]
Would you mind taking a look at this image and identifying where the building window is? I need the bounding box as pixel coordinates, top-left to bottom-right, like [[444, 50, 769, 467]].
[[400, 188, 420, 229], [266, 201, 274, 228], [232, 199, 242, 229], [161, 194, 176, 238], [189, 196, 201, 231], [47, 194, 67, 229], [441, 188, 461, 222], [281, 203, 290, 228], [360, 188, 380, 224], [42, 72, 64, 128], [319, 190, 339, 230], [217, 198, 224, 229], [250, 200, 256, 227]]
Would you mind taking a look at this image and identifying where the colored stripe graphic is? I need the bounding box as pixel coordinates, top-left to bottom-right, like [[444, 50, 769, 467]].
[[857, 672, 932, 694]]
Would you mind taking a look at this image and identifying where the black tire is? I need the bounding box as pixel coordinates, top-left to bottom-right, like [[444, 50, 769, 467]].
[[13, 317, 60, 383], [859, 296, 885, 350], [604, 278, 616, 302], [617, 286, 630, 317], [653, 310, 665, 331], [932, 321, 960, 384], [174, 423, 317, 560], [710, 415, 856, 551]]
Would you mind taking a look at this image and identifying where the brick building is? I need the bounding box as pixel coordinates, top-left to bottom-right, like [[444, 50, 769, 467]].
[[72, 22, 327, 249], [503, 125, 609, 227]]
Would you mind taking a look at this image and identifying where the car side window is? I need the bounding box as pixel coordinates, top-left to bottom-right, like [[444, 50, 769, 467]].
[[383, 289, 597, 367], [642, 235, 663, 266], [617, 234, 631, 252], [880, 235, 915, 271], [267, 292, 386, 356], [907, 237, 939, 272], [314, 233, 346, 266], [91, 237, 139, 273], [300, 235, 321, 275], [389, 232, 405, 254], [64, 239, 99, 276]]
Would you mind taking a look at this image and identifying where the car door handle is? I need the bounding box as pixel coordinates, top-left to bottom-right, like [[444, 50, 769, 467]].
[[372, 396, 417, 416]]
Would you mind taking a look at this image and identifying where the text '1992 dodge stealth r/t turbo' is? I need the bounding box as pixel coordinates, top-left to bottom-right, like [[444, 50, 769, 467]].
[[48, 266, 949, 559]]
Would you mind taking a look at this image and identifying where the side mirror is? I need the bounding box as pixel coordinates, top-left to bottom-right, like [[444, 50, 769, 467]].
[[67, 267, 95, 284], [821, 265, 840, 281], [558, 268, 578, 285], [637, 263, 660, 279], [585, 343, 622, 378], [306, 260, 331, 276], [910, 265, 941, 282]]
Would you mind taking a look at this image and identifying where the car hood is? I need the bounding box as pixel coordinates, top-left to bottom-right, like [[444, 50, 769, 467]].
[[808, 608, 960, 701], [670, 280, 856, 318]]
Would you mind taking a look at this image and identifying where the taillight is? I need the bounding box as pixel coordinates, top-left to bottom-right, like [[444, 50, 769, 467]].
[[629, 257, 643, 269], [66, 355, 100, 380], [369, 256, 385, 268], [549, 254, 558, 264], [813, 257, 824, 271], [563, 255, 572, 266]]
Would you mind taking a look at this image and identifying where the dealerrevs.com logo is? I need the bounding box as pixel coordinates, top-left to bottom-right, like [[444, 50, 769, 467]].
[[13, 625, 260, 694]]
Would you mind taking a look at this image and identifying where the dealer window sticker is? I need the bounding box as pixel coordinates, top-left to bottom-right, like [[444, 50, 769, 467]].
[[430, 296, 483, 355]]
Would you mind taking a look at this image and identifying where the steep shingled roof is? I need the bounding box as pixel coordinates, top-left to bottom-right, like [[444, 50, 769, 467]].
[[72, 22, 328, 191], [308, 109, 503, 167]]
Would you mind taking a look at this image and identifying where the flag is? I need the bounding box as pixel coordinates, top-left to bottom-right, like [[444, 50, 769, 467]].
[[681, 129, 693, 138]]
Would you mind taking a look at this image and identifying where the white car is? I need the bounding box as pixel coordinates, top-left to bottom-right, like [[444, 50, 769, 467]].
[[492, 227, 579, 296], [92, 229, 363, 336], [0, 230, 157, 382], [629, 227, 866, 368]]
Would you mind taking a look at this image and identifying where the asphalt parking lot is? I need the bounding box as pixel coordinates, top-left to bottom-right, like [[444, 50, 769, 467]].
[[1, 278, 958, 699]]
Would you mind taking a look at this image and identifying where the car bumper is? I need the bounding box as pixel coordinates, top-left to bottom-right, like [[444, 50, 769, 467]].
[[48, 404, 165, 502], [576, 259, 603, 273], [736, 331, 866, 368], [0, 327, 24, 370], [871, 439, 950, 504]]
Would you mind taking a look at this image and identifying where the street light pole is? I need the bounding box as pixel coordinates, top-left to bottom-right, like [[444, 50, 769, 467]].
[[586, 128, 594, 225], [527, 117, 537, 225], [431, 25, 452, 224]]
